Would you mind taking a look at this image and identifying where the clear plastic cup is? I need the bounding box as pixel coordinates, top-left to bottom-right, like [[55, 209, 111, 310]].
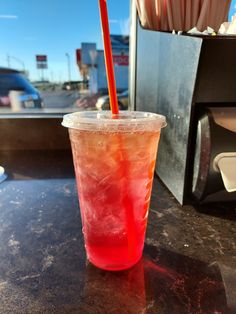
[[62, 111, 166, 271]]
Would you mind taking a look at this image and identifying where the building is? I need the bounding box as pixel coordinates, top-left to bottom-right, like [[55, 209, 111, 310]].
[[76, 35, 129, 94]]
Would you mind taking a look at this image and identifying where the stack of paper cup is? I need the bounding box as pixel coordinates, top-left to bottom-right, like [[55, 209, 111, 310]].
[[136, 0, 232, 32]]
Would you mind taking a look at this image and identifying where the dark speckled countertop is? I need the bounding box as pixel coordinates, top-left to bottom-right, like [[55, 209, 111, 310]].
[[0, 150, 235, 314]]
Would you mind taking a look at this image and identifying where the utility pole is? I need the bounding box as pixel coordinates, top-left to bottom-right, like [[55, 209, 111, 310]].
[[7, 54, 10, 68], [65, 53, 71, 89], [7, 54, 25, 72]]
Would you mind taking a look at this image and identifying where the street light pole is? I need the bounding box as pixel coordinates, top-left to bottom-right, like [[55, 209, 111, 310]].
[[7, 54, 10, 68], [65, 53, 71, 89], [7, 54, 25, 72]]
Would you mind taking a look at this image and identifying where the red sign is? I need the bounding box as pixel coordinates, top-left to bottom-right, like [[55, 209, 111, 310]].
[[36, 55, 47, 62], [113, 55, 129, 66], [76, 49, 81, 65]]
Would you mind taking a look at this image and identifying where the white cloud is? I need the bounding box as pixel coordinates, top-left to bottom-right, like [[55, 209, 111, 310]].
[[0, 15, 18, 19], [109, 19, 119, 23]]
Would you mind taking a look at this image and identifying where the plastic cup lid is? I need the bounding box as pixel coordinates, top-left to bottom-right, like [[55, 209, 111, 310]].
[[62, 111, 167, 132]]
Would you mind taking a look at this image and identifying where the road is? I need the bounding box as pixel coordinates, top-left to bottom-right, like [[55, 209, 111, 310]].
[[40, 90, 80, 109]]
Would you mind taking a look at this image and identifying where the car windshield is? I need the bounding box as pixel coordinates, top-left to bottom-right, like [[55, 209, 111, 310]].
[[0, 73, 37, 96]]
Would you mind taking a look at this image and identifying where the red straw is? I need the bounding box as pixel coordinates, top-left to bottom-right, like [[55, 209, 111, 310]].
[[98, 0, 119, 115]]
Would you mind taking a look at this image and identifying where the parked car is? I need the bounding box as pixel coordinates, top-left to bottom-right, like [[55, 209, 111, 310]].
[[62, 80, 89, 91], [32, 80, 56, 91], [95, 90, 129, 110], [0, 67, 43, 109]]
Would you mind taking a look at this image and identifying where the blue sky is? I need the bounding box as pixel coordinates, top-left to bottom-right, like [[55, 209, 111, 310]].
[[0, 0, 130, 81], [229, 0, 236, 20]]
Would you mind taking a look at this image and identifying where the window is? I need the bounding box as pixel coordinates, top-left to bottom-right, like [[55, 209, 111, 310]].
[[0, 0, 130, 114]]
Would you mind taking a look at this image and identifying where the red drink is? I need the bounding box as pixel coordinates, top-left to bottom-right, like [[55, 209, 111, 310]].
[[63, 111, 166, 270]]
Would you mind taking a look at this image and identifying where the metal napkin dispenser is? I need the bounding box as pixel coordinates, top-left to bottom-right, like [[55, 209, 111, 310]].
[[129, 2, 236, 204], [192, 107, 236, 202]]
